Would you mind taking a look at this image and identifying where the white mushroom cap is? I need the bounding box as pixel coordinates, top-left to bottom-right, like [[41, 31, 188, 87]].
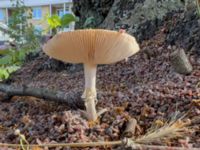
[[43, 29, 140, 64]]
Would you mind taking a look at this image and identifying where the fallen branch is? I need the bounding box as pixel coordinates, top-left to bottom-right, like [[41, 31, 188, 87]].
[[0, 83, 84, 109], [0, 141, 122, 148], [0, 140, 199, 150]]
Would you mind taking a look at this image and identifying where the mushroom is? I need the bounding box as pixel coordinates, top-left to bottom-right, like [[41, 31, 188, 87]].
[[43, 29, 140, 121]]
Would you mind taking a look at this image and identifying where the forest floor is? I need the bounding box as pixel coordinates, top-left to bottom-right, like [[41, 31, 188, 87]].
[[0, 13, 200, 150]]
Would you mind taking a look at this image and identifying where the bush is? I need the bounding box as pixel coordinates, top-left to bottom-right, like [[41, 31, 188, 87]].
[[0, 0, 41, 80]]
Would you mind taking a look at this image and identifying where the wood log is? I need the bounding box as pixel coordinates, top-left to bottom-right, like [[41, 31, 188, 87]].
[[123, 118, 137, 138], [0, 83, 84, 109], [170, 49, 193, 75]]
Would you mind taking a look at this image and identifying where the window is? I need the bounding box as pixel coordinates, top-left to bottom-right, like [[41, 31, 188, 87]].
[[32, 7, 42, 19], [65, 6, 70, 13], [0, 9, 4, 21], [57, 9, 64, 17], [56, 6, 70, 17]]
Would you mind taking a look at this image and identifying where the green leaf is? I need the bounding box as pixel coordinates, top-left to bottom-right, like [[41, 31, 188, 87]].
[[47, 15, 61, 29], [0, 55, 13, 65], [0, 48, 27, 66], [0, 69, 9, 80], [14, 49, 26, 62], [6, 65, 20, 73], [18, 50, 26, 61], [0, 65, 20, 80], [60, 14, 78, 28], [0, 49, 12, 55]]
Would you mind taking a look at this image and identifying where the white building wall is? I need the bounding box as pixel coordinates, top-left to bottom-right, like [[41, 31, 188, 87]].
[[0, 0, 72, 8]]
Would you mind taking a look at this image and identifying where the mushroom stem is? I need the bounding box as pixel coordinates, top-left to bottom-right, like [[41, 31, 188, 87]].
[[82, 63, 97, 121]]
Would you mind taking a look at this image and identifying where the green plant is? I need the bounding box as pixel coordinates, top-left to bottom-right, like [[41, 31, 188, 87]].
[[7, 0, 41, 50], [0, 48, 29, 80], [9, 0, 32, 46], [0, 49, 27, 65], [0, 66, 20, 81], [47, 13, 78, 34], [0, 0, 41, 81], [14, 129, 30, 150]]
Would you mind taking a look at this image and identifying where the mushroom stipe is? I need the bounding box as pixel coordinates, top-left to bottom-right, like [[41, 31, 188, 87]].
[[43, 29, 140, 121]]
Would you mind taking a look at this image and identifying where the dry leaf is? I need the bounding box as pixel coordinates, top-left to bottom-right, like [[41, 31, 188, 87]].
[[0, 125, 8, 132], [114, 107, 125, 115], [192, 99, 200, 108], [88, 118, 100, 128], [141, 104, 151, 117], [21, 115, 32, 125], [154, 119, 164, 127]]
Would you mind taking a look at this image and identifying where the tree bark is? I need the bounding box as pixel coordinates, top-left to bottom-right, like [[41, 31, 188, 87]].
[[170, 49, 193, 75], [0, 83, 84, 109], [99, 0, 120, 29]]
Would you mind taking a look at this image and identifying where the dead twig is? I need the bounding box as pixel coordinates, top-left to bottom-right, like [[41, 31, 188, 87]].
[[0, 140, 199, 150], [0, 83, 84, 109]]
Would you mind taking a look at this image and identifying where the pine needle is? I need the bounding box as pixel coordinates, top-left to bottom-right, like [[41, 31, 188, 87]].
[[135, 119, 190, 144]]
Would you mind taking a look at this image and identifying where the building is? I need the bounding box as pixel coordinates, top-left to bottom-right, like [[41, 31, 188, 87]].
[[0, 0, 74, 34]]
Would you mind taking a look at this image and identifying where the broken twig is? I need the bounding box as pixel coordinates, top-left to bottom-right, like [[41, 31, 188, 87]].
[[0, 83, 84, 109]]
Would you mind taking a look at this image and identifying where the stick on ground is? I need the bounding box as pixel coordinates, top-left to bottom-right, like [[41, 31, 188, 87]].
[[0, 83, 84, 109]]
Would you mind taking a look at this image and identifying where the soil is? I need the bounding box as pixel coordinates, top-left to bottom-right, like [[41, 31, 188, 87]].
[[0, 10, 200, 150]]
